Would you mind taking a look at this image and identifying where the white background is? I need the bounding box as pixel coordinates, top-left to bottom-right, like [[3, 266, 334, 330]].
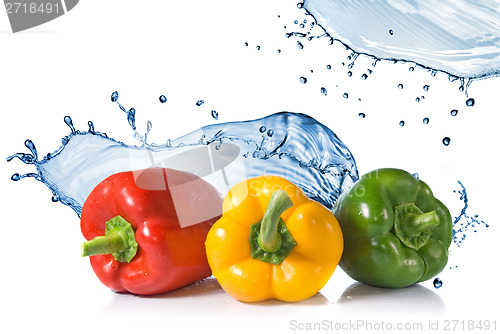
[[1, 1, 499, 333]]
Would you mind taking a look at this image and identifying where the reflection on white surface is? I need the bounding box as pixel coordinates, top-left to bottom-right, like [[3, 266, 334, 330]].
[[336, 282, 445, 316]]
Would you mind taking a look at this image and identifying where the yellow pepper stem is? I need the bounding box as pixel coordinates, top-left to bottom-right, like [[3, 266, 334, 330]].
[[258, 190, 294, 253]]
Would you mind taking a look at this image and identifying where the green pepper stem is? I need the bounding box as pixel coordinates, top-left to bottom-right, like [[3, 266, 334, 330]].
[[400, 210, 439, 237], [81, 231, 127, 257], [81, 215, 138, 263], [258, 190, 294, 253]]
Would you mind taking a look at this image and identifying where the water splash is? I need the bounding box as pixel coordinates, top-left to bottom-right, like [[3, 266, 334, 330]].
[[280, 0, 498, 110], [452, 180, 489, 247], [111, 91, 136, 130], [7, 104, 358, 217], [303, 0, 500, 80]]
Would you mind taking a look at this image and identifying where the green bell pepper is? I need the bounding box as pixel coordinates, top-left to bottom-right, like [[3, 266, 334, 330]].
[[332, 168, 452, 288]]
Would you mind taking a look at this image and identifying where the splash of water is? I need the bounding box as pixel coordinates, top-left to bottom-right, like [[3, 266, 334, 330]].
[[279, 2, 490, 145], [7, 104, 358, 217], [303, 0, 500, 80], [452, 180, 489, 247]]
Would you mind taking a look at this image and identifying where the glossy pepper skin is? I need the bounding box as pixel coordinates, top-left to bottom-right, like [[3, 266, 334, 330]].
[[332, 168, 452, 288], [205, 175, 344, 302], [80, 167, 222, 295]]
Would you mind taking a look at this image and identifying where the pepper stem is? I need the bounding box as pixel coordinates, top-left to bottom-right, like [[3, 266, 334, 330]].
[[81, 215, 138, 263], [393, 203, 440, 251], [400, 210, 439, 237], [81, 231, 126, 257], [258, 190, 294, 253]]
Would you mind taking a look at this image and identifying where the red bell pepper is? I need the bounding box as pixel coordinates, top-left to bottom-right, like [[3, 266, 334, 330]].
[[80, 167, 222, 295]]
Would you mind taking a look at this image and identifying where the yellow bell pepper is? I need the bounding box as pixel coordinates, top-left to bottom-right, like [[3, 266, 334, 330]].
[[205, 175, 343, 302]]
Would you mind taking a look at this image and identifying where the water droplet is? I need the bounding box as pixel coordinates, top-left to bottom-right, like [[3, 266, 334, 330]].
[[342, 93, 349, 99], [416, 97, 420, 102], [299, 76, 307, 84], [423, 85, 430, 91], [11, 173, 21, 181], [423, 117, 429, 124], [64, 116, 76, 134], [413, 173, 419, 179], [259, 126, 267, 133], [358, 113, 365, 118], [211, 110, 219, 120], [398, 84, 404, 89], [326, 65, 331, 70], [277, 49, 281, 53], [196, 100, 204, 106], [347, 71, 352, 77], [85, 121, 94, 132], [244, 42, 248, 47], [159, 95, 167, 103], [320, 87, 327, 96], [433, 278, 443, 289], [111, 91, 119, 102], [294, 20, 299, 24], [297, 2, 303, 9], [389, 29, 394, 35], [267, 129, 274, 137], [451, 109, 458, 116], [466, 98, 475, 107], [443, 137, 451, 146], [409, 67, 415, 72], [399, 120, 405, 127], [256, 45, 261, 50], [297, 41, 304, 49], [361, 73, 368, 80], [127, 108, 136, 130]]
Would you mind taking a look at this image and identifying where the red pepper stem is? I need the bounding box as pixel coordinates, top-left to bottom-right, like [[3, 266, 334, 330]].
[[81, 215, 138, 263], [258, 190, 294, 253], [81, 231, 127, 257]]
